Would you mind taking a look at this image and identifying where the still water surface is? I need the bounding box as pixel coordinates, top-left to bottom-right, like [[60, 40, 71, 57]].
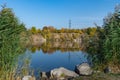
[[18, 48, 89, 75]]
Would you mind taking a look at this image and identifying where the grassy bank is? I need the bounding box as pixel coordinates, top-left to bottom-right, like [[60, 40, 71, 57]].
[[73, 73, 120, 80]]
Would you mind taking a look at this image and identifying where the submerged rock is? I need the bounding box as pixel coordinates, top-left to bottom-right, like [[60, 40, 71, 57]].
[[51, 67, 79, 79], [75, 63, 93, 75]]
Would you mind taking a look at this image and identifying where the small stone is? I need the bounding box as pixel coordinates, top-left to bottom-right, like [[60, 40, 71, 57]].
[[22, 75, 35, 80], [41, 72, 48, 78], [16, 76, 21, 80], [31, 76, 36, 80], [104, 66, 111, 73]]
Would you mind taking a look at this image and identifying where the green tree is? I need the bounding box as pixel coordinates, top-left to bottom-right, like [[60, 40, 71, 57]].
[[90, 4, 120, 67], [103, 4, 120, 62]]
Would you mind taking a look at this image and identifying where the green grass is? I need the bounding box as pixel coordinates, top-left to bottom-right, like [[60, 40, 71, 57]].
[[73, 73, 120, 80]]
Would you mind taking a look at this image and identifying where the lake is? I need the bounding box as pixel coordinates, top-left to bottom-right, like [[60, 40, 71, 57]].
[[17, 43, 90, 76]]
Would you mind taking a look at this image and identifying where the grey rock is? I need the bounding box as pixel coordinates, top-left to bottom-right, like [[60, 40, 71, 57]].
[[22, 75, 35, 80], [104, 66, 111, 73], [75, 63, 93, 75], [51, 67, 79, 79], [22, 76, 31, 80], [41, 72, 48, 78]]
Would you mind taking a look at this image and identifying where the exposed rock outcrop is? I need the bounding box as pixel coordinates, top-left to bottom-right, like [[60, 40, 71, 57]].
[[30, 34, 46, 46]]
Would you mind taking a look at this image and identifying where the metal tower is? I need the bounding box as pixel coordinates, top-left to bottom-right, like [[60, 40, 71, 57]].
[[69, 19, 71, 29]]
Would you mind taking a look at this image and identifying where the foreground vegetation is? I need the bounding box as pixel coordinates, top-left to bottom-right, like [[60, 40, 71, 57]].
[[0, 3, 120, 80], [73, 73, 120, 80], [0, 5, 26, 80], [87, 4, 120, 71]]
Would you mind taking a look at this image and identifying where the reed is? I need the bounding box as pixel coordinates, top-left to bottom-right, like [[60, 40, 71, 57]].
[[0, 6, 26, 80]]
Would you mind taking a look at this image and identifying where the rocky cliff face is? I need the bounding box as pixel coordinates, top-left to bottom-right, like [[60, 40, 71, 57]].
[[27, 33, 87, 47], [51, 33, 82, 42], [30, 34, 46, 46]]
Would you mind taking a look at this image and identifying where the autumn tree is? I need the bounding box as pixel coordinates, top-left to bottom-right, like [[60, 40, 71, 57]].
[[30, 26, 37, 34]]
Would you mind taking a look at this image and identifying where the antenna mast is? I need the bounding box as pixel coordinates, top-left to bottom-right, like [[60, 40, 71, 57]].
[[69, 19, 71, 29]]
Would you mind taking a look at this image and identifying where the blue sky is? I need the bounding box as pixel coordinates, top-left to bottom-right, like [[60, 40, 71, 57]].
[[0, 0, 119, 29]]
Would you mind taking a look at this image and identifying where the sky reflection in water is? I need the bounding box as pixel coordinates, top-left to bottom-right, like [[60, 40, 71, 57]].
[[20, 49, 89, 73]]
